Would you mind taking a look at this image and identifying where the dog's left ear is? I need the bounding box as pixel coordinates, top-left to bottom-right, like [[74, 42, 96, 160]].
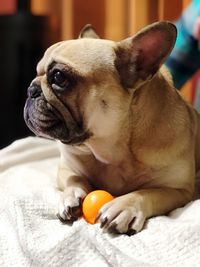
[[79, 24, 100, 39], [115, 21, 177, 88]]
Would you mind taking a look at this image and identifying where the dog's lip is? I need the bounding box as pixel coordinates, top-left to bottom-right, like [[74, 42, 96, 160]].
[[24, 96, 91, 144], [60, 130, 91, 145], [24, 108, 55, 139], [40, 98, 91, 144], [24, 97, 67, 138], [24, 101, 36, 134]]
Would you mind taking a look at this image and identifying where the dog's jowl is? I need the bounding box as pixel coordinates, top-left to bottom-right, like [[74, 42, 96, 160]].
[[24, 22, 200, 235]]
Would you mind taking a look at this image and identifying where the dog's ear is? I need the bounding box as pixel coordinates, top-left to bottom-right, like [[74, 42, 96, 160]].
[[115, 21, 177, 88], [79, 24, 100, 39]]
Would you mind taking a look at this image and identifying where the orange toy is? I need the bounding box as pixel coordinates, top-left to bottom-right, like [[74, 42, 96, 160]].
[[82, 190, 114, 224]]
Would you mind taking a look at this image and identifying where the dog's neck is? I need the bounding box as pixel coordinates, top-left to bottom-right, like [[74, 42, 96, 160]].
[[130, 70, 172, 133], [85, 68, 178, 165], [129, 68, 181, 152]]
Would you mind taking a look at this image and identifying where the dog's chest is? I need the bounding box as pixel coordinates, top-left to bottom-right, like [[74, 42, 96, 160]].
[[62, 145, 153, 196], [89, 161, 153, 196]]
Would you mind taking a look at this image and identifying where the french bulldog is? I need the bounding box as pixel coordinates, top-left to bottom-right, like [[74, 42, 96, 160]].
[[24, 21, 200, 235]]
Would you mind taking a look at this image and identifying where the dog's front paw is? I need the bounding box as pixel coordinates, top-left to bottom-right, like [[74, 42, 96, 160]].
[[97, 194, 147, 235], [58, 187, 87, 223]]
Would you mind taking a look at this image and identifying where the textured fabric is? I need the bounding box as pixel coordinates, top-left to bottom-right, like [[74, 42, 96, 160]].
[[0, 137, 200, 267], [165, 0, 200, 89]]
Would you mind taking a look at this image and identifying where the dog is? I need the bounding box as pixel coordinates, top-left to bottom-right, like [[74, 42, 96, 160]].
[[24, 21, 200, 235]]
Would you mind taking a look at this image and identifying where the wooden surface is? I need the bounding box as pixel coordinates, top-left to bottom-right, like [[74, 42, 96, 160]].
[[159, 0, 183, 20], [0, 0, 16, 14], [104, 0, 127, 40], [61, 0, 73, 40], [73, 0, 106, 39], [128, 0, 159, 35], [30, 0, 193, 101], [30, 0, 191, 40]]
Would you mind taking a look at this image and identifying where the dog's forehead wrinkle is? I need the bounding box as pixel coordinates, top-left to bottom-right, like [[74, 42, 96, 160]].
[[37, 39, 118, 77], [47, 39, 117, 74], [37, 41, 64, 75]]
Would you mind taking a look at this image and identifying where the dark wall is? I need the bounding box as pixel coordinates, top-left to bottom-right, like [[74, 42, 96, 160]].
[[0, 4, 58, 148]]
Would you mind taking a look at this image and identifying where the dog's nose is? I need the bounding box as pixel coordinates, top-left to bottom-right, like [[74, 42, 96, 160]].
[[28, 84, 42, 99]]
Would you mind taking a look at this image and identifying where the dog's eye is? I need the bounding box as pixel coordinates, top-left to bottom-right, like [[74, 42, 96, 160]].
[[52, 70, 69, 89]]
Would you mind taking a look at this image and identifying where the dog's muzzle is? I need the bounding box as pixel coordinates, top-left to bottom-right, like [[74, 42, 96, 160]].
[[24, 82, 90, 145]]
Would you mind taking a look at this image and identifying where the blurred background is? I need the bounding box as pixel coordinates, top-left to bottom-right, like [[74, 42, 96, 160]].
[[0, 0, 196, 148]]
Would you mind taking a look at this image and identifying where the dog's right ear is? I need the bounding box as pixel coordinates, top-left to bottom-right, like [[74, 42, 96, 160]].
[[115, 21, 177, 89], [79, 24, 100, 39]]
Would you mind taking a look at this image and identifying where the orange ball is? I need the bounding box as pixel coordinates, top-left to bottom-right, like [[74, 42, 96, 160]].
[[82, 190, 114, 224]]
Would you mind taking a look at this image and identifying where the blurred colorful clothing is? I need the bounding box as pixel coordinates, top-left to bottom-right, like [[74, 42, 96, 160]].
[[165, 0, 200, 89]]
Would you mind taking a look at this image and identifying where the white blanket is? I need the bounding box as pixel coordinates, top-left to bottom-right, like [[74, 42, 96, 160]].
[[0, 137, 200, 267]]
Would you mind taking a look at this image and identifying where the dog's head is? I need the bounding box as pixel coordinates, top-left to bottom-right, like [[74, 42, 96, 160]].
[[24, 21, 176, 145]]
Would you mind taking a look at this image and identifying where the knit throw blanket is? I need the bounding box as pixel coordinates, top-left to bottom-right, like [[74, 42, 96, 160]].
[[0, 137, 200, 267]]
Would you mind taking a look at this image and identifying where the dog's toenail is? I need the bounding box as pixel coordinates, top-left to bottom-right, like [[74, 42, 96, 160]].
[[126, 229, 136, 236], [100, 217, 108, 228]]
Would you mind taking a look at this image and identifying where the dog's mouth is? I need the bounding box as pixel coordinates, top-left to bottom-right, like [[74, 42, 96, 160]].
[[24, 95, 90, 145]]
